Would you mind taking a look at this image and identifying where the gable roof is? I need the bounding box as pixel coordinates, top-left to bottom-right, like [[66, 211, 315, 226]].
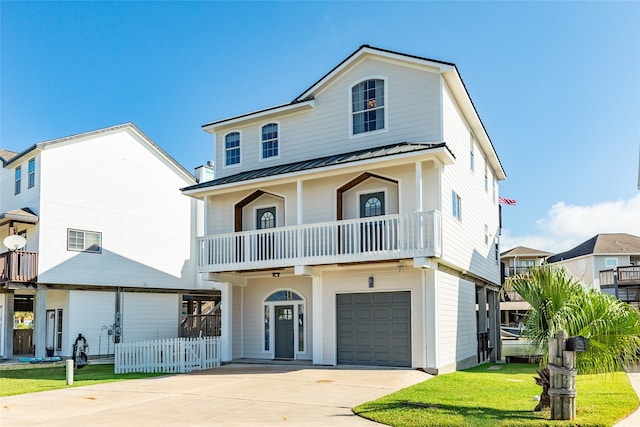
[[3, 123, 195, 182], [501, 246, 553, 258], [547, 233, 640, 263], [201, 44, 506, 181], [182, 141, 453, 193], [0, 149, 18, 164], [0, 207, 38, 226]]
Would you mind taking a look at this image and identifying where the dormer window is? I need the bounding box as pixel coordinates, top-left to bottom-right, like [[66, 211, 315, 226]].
[[224, 131, 241, 166], [351, 78, 385, 135], [261, 123, 279, 160]]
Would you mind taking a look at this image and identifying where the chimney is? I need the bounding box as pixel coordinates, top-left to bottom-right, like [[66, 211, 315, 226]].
[[194, 161, 215, 183]]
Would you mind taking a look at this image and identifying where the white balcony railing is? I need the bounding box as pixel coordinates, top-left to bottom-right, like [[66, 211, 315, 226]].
[[197, 210, 442, 272]]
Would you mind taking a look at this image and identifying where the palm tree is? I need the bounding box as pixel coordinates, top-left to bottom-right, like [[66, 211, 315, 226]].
[[503, 264, 640, 411]]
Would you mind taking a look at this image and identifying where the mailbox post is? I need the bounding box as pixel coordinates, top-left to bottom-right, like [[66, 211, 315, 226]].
[[548, 330, 588, 420]]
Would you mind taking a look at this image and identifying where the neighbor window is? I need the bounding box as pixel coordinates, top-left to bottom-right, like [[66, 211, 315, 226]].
[[484, 224, 489, 245], [224, 132, 241, 166], [578, 260, 586, 274], [452, 190, 462, 221], [68, 229, 102, 253], [351, 79, 385, 135], [605, 258, 618, 268], [261, 123, 279, 159], [15, 166, 21, 195], [28, 159, 35, 188]]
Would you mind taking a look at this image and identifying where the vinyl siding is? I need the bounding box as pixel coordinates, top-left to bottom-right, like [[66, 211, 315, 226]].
[[120, 292, 179, 342], [436, 272, 476, 371], [35, 129, 197, 289], [46, 290, 70, 356], [441, 82, 500, 284], [67, 290, 116, 358], [213, 57, 442, 181]]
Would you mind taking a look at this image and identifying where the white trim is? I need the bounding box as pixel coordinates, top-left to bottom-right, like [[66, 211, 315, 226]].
[[259, 121, 281, 162], [202, 100, 314, 133], [222, 130, 243, 169], [261, 288, 307, 359], [348, 76, 389, 139]]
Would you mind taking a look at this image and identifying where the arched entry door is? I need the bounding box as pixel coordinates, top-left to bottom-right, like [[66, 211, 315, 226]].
[[263, 290, 306, 360]]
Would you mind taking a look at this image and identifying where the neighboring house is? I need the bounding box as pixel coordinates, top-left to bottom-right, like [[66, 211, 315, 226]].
[[0, 123, 216, 359], [499, 246, 552, 327], [182, 45, 506, 374], [547, 233, 640, 308]]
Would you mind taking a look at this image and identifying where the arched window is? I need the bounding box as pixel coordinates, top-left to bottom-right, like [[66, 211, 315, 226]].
[[260, 211, 275, 229], [363, 196, 382, 217], [351, 79, 385, 135], [261, 123, 279, 159], [224, 132, 241, 166]]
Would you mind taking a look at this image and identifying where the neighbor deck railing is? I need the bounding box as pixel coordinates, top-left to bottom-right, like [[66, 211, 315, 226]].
[[599, 265, 640, 286], [114, 337, 221, 374], [197, 210, 441, 272], [0, 250, 38, 283]]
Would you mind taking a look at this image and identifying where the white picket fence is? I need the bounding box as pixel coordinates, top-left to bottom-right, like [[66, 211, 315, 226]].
[[114, 337, 221, 374]]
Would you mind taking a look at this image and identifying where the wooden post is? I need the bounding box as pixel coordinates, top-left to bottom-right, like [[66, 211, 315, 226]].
[[548, 329, 577, 420]]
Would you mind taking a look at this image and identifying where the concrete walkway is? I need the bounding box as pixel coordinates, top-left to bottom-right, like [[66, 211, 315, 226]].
[[0, 364, 431, 426]]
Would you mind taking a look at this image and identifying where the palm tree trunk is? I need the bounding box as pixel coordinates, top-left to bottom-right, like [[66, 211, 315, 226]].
[[534, 366, 550, 411]]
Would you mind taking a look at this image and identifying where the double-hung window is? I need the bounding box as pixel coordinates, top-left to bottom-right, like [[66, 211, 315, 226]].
[[224, 132, 241, 166], [351, 79, 385, 135], [261, 123, 279, 159], [28, 159, 35, 188], [452, 190, 462, 221], [68, 229, 102, 253], [15, 166, 21, 195]]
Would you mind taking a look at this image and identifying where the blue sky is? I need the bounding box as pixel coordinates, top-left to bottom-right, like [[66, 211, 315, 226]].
[[1, 1, 639, 253]]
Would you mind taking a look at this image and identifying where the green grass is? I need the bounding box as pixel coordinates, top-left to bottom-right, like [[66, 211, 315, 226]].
[[0, 363, 169, 396], [353, 363, 639, 427]]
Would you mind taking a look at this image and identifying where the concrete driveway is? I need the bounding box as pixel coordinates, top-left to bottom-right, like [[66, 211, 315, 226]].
[[0, 364, 431, 426]]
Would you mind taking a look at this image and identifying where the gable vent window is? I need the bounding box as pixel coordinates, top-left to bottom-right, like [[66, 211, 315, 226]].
[[224, 132, 241, 166], [68, 229, 102, 254], [352, 79, 385, 135], [261, 123, 279, 159]]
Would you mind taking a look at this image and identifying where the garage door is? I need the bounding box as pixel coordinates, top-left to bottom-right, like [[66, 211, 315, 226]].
[[336, 291, 411, 367]]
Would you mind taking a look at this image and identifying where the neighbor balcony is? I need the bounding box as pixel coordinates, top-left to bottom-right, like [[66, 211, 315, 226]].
[[0, 250, 38, 284], [197, 210, 442, 272], [599, 265, 640, 287]]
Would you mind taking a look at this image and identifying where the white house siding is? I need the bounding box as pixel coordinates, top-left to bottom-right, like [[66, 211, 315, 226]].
[[320, 266, 424, 367], [67, 291, 116, 358], [36, 129, 196, 289], [213, 57, 443, 181], [120, 292, 179, 342], [441, 82, 500, 284], [233, 276, 312, 360], [436, 271, 477, 373]]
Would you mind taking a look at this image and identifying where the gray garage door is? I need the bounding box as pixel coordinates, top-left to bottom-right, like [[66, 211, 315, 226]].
[[336, 291, 411, 367]]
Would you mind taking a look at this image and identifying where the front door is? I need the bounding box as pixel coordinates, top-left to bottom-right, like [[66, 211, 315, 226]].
[[275, 305, 294, 359], [360, 192, 385, 251]]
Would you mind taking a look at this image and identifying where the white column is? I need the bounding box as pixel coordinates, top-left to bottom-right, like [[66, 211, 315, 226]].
[[424, 267, 439, 372], [415, 161, 423, 212], [478, 287, 487, 332], [1, 293, 14, 358], [297, 180, 303, 225], [488, 289, 499, 362], [311, 275, 323, 365], [220, 282, 233, 362], [34, 286, 47, 358]]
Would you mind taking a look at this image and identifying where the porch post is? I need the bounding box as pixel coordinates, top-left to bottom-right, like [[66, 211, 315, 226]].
[[415, 161, 423, 212], [34, 285, 47, 358], [311, 275, 322, 364], [488, 289, 499, 362], [477, 287, 487, 332], [219, 282, 233, 362], [1, 292, 14, 358]]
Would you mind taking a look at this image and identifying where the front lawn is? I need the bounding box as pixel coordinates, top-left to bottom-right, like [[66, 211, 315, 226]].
[[353, 363, 638, 427], [0, 363, 168, 396]]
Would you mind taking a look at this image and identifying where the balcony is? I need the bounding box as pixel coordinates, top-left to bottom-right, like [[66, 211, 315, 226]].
[[599, 265, 640, 287], [197, 210, 442, 272], [0, 250, 38, 284], [504, 266, 534, 277]]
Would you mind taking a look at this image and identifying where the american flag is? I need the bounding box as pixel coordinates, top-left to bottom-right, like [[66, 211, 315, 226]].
[[499, 196, 517, 206]]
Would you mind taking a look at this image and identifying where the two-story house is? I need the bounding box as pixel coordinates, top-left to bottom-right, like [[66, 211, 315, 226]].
[[0, 123, 216, 359], [499, 246, 552, 328], [182, 45, 506, 374], [547, 233, 640, 308]]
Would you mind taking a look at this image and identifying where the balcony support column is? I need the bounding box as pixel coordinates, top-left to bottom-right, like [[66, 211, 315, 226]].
[[488, 289, 500, 361], [1, 292, 14, 358], [311, 275, 323, 365], [34, 285, 47, 358], [415, 161, 423, 212], [219, 282, 233, 362]]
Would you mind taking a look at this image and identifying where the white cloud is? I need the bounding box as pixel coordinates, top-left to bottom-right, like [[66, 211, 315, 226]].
[[502, 193, 640, 253]]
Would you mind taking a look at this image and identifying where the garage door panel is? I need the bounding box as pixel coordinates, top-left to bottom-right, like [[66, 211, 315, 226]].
[[337, 291, 411, 367]]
